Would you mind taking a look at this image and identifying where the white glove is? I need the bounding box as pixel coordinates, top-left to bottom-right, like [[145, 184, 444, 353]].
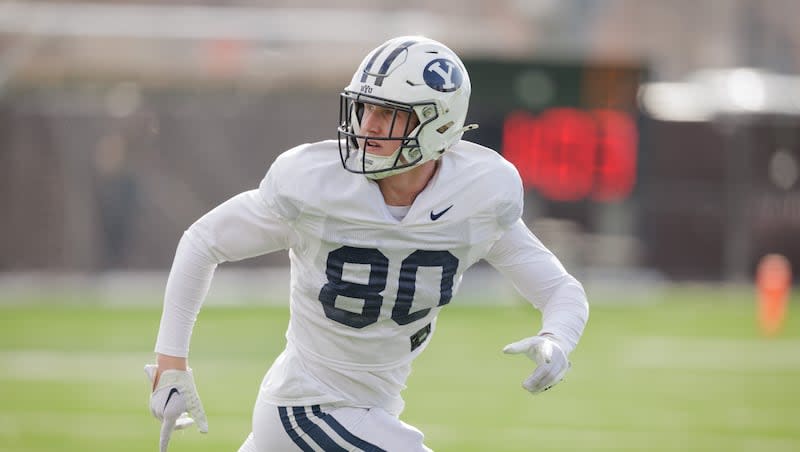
[[503, 335, 570, 394], [145, 364, 209, 452]]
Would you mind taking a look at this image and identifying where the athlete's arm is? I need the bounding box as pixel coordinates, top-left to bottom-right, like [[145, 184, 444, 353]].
[[146, 188, 294, 449], [485, 219, 588, 394], [154, 189, 295, 358], [484, 218, 588, 354]]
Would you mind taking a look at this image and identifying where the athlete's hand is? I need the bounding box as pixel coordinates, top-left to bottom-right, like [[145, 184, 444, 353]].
[[503, 334, 570, 394], [144, 364, 208, 452]]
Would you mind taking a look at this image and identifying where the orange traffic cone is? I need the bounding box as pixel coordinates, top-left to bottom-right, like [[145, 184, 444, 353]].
[[756, 254, 792, 337]]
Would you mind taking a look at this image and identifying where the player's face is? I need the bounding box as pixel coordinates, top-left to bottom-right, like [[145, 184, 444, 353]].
[[357, 103, 419, 157]]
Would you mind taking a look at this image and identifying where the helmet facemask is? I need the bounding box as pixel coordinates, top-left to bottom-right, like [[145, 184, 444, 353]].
[[338, 92, 436, 179]]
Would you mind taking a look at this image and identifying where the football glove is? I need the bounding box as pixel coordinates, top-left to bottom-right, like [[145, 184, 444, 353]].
[[503, 335, 570, 394], [144, 364, 208, 452]]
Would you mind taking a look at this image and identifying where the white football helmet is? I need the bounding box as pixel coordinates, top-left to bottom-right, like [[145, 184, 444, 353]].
[[338, 36, 477, 179]]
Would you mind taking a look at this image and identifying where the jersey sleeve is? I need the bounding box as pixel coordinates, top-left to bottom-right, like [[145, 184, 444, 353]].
[[257, 147, 305, 222], [484, 219, 589, 355], [491, 157, 525, 231], [154, 188, 295, 357]]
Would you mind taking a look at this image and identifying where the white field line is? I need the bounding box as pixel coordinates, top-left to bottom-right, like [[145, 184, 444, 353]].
[[4, 336, 799, 382], [0, 351, 156, 381], [620, 336, 800, 372], [0, 412, 151, 438], [0, 350, 267, 382]]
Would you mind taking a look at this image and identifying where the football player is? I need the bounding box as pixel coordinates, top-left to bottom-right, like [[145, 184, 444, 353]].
[[147, 36, 589, 452]]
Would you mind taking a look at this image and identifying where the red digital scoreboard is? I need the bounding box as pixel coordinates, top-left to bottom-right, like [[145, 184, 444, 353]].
[[463, 60, 646, 203], [503, 107, 637, 202]]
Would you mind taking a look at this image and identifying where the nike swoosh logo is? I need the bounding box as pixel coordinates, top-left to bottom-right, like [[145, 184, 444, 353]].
[[164, 387, 179, 410], [430, 204, 454, 221]]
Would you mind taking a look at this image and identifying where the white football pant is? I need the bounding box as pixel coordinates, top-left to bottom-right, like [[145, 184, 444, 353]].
[[237, 401, 432, 452]]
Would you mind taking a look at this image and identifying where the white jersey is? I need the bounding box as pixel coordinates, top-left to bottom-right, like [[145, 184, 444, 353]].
[[257, 139, 521, 414], [155, 139, 588, 416]]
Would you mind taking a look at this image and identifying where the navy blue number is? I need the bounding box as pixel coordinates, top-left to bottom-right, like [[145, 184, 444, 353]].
[[318, 246, 388, 329], [318, 247, 459, 328], [392, 250, 459, 325]]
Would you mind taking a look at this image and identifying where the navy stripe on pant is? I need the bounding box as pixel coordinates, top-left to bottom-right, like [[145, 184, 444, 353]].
[[278, 406, 315, 452], [311, 405, 387, 452], [278, 405, 388, 452], [292, 406, 348, 451]]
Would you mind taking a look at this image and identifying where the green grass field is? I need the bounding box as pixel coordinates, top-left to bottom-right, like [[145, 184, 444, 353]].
[[1, 285, 799, 451]]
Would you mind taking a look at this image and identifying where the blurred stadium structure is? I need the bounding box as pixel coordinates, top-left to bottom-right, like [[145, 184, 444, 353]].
[[1, 0, 799, 299]]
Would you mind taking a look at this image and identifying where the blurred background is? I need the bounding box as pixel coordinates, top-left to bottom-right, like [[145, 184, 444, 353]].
[[1, 0, 799, 293], [1, 1, 800, 451]]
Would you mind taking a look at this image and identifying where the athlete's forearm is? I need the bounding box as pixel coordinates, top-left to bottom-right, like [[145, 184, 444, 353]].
[[154, 230, 219, 357], [536, 276, 588, 355], [157, 353, 188, 370], [151, 353, 189, 389]]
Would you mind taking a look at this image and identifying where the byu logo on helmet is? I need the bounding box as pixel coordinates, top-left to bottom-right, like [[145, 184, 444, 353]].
[[423, 59, 462, 92]]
